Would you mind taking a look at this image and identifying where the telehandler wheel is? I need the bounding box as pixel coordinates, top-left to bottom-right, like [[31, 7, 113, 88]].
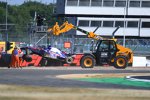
[[80, 55, 95, 68], [114, 55, 128, 69]]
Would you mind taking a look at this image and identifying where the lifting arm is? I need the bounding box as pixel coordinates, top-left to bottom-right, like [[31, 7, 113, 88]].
[[47, 21, 103, 40]]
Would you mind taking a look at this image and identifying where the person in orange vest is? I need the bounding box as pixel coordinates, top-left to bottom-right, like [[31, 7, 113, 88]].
[[18, 47, 23, 67], [10, 46, 20, 68]]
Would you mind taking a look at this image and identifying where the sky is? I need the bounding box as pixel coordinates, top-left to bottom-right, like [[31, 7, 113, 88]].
[[0, 0, 56, 5]]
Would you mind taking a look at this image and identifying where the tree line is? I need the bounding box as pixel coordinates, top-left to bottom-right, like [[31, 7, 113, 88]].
[[0, 1, 60, 42]]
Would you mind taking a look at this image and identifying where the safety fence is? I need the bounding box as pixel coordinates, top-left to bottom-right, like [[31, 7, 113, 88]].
[[34, 35, 150, 55]]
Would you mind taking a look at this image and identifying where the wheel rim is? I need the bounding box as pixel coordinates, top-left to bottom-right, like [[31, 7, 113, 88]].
[[117, 58, 125, 67], [84, 58, 92, 67]]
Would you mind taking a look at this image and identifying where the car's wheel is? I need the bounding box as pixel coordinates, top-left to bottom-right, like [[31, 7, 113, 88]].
[[80, 55, 95, 68], [114, 55, 128, 69], [22, 55, 32, 62], [40, 58, 48, 66]]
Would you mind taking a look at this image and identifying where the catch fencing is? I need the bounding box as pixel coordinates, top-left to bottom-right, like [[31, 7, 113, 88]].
[[35, 35, 150, 55]]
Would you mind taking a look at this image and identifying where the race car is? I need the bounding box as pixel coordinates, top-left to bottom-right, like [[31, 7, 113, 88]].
[[21, 46, 74, 66]]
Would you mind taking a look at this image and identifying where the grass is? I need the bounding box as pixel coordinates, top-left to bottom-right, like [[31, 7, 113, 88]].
[[0, 84, 150, 100], [75, 77, 150, 87]]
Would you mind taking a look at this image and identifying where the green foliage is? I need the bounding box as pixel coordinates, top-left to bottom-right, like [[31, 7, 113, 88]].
[[0, 1, 57, 42]]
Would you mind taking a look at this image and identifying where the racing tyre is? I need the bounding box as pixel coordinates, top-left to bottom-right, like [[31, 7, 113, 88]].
[[40, 58, 48, 66], [114, 55, 128, 69], [22, 55, 32, 62], [80, 55, 95, 68]]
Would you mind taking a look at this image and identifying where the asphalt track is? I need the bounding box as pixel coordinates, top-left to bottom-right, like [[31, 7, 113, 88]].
[[0, 66, 150, 90]]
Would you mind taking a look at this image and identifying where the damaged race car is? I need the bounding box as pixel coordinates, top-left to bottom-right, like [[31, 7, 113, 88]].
[[21, 46, 74, 66], [44, 46, 74, 63]]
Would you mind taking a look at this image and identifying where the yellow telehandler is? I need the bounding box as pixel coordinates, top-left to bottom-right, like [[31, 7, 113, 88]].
[[47, 21, 133, 69]]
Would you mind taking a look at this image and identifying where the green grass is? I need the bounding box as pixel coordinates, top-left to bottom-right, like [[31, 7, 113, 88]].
[[75, 78, 150, 87]]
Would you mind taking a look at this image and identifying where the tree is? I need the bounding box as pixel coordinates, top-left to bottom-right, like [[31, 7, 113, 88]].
[[0, 1, 58, 42]]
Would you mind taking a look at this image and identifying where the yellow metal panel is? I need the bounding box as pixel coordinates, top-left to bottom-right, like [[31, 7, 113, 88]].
[[0, 42, 16, 54], [7, 42, 16, 54]]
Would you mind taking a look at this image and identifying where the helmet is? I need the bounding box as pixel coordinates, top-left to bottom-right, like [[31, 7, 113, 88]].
[[48, 45, 51, 49]]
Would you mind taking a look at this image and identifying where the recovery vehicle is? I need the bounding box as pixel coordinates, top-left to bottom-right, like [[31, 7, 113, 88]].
[[47, 21, 133, 69]]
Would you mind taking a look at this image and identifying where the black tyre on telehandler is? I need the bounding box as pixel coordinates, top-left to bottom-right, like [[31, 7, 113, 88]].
[[80, 55, 95, 68], [114, 55, 128, 69]]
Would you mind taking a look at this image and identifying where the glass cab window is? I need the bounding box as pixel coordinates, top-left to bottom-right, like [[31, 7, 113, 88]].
[[98, 41, 109, 51], [110, 41, 117, 51], [97, 40, 117, 51]]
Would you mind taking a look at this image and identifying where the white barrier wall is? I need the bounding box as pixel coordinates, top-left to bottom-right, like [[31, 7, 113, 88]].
[[133, 56, 150, 67]]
